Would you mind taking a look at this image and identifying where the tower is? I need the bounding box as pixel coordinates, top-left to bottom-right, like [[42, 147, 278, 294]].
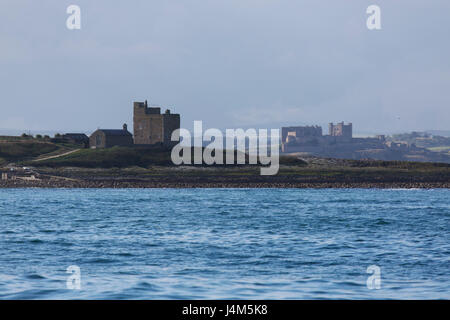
[[133, 100, 180, 146]]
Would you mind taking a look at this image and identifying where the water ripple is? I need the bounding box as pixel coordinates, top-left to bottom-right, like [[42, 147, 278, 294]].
[[0, 188, 449, 299]]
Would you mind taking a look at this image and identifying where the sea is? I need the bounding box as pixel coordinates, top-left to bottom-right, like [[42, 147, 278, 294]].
[[0, 188, 448, 299]]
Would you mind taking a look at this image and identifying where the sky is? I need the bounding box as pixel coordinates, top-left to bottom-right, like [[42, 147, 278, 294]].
[[0, 0, 449, 135]]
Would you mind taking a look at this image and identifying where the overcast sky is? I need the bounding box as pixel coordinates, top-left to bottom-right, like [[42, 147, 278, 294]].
[[0, 0, 449, 135]]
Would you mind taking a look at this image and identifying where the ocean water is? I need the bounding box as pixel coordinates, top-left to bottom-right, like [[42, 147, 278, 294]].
[[0, 188, 449, 300]]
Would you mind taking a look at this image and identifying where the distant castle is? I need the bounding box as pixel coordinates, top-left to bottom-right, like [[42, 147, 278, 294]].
[[89, 100, 180, 148], [281, 122, 383, 153], [328, 122, 352, 139], [279, 122, 442, 162], [282, 122, 353, 150]]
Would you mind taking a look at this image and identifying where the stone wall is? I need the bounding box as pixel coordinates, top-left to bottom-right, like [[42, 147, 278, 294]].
[[163, 111, 181, 146], [282, 126, 322, 143], [89, 130, 133, 148], [89, 131, 106, 148]]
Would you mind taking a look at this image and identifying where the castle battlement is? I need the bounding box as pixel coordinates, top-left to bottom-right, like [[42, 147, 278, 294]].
[[134, 100, 161, 115]]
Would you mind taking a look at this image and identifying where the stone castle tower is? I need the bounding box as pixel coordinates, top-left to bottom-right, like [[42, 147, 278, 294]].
[[328, 122, 352, 138], [133, 100, 180, 146]]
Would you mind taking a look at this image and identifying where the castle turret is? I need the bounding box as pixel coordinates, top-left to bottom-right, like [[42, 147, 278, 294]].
[[329, 122, 352, 139]]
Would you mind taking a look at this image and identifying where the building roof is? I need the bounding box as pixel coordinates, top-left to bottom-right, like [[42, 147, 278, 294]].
[[63, 133, 88, 138], [95, 129, 132, 136]]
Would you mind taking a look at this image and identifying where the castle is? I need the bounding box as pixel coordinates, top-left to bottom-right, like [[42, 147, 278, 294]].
[[89, 100, 180, 148], [133, 100, 180, 146], [282, 122, 355, 152], [281, 125, 323, 147], [280, 122, 406, 160], [328, 122, 352, 139]]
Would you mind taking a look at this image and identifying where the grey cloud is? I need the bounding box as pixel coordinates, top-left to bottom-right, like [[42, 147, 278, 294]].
[[0, 0, 449, 134]]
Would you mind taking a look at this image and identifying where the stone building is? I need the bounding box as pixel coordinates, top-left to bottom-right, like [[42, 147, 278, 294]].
[[89, 124, 133, 149], [62, 133, 89, 147], [133, 100, 180, 146], [281, 122, 354, 152], [328, 122, 352, 138], [282, 126, 323, 144]]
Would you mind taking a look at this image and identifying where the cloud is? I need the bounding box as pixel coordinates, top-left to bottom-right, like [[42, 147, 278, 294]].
[[0, 0, 449, 133]]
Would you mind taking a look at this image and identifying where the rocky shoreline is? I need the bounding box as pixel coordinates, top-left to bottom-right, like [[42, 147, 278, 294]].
[[2, 161, 449, 189], [1, 179, 449, 189]]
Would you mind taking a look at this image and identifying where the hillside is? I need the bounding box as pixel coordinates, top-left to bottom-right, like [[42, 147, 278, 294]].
[[27, 146, 308, 168], [0, 141, 59, 165], [1, 140, 449, 188], [0, 139, 82, 166]]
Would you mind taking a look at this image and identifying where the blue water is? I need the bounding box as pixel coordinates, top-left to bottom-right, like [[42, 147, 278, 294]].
[[0, 188, 449, 299]]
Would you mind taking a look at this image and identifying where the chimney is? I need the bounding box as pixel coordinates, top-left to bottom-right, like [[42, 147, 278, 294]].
[[123, 123, 128, 131], [145, 100, 148, 107]]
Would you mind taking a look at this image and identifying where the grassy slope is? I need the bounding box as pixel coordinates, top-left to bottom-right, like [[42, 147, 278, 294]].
[[30, 147, 174, 168], [0, 141, 59, 164], [30, 146, 309, 168], [29, 146, 450, 168], [0, 139, 83, 166]]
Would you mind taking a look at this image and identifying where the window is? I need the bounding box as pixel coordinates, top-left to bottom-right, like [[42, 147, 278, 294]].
[[96, 135, 102, 146]]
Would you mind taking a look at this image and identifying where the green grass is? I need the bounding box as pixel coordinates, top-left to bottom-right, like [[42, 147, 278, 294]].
[[30, 147, 309, 169], [27, 145, 450, 172], [342, 159, 450, 169], [0, 136, 35, 142], [30, 146, 173, 168], [279, 156, 308, 166], [0, 141, 60, 162], [35, 150, 307, 169]]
